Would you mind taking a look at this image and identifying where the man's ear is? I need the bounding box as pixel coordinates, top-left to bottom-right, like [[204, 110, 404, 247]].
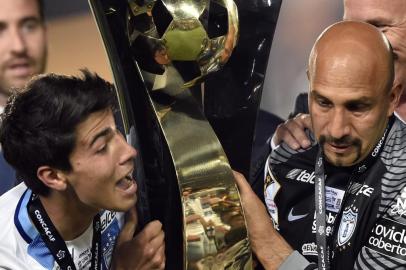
[[388, 83, 403, 116], [37, 166, 68, 191]]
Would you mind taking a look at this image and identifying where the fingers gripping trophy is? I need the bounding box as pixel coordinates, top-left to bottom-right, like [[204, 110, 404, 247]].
[[89, 0, 282, 269]]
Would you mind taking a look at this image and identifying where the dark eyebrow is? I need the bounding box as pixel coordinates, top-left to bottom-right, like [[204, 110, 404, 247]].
[[20, 16, 42, 25], [0, 16, 42, 31], [344, 97, 372, 108], [89, 127, 114, 148], [345, 96, 371, 104]]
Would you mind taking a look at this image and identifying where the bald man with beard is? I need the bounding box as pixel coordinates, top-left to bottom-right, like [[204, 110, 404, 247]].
[[235, 21, 406, 269], [271, 0, 406, 151]]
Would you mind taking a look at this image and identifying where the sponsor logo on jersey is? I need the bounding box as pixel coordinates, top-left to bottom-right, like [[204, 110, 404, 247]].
[[356, 184, 374, 197], [265, 171, 281, 230], [347, 183, 374, 198], [286, 168, 302, 179], [390, 187, 406, 218], [286, 169, 316, 184], [366, 217, 406, 262], [287, 207, 308, 222], [74, 248, 92, 269], [325, 186, 344, 213], [302, 242, 318, 256], [312, 211, 337, 236], [337, 207, 358, 246]]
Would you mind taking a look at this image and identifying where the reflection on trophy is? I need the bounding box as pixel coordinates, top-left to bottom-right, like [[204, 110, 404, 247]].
[[89, 0, 282, 269], [127, 0, 238, 90], [184, 187, 251, 270]]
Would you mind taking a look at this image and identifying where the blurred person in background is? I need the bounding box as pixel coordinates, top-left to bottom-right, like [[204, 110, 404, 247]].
[[0, 0, 47, 195]]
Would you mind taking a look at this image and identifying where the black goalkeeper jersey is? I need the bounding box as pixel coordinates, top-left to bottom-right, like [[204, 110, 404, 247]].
[[265, 117, 406, 269]]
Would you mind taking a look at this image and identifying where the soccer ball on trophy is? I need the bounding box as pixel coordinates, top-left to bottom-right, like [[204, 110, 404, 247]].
[[126, 0, 238, 91]]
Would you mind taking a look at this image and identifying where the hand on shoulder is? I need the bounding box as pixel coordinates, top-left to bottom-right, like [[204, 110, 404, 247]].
[[273, 113, 312, 150]]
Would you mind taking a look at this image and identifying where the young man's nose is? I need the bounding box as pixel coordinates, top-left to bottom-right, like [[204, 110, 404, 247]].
[[118, 135, 137, 165]]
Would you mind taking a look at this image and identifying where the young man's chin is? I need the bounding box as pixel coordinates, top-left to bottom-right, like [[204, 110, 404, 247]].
[[114, 196, 138, 212]]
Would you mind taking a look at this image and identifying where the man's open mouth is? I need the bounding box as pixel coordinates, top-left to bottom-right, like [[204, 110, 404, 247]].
[[116, 172, 136, 191]]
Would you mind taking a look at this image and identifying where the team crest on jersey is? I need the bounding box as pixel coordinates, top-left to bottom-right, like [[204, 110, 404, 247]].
[[337, 206, 358, 247]]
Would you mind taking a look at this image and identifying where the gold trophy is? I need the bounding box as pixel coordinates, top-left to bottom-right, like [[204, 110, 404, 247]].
[[89, 0, 282, 268]]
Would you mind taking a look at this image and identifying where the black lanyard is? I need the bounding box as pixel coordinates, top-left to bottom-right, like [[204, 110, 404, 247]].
[[314, 116, 394, 270], [28, 193, 102, 270]]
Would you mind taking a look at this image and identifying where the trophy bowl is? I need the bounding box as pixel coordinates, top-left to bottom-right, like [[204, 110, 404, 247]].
[[127, 0, 239, 90]]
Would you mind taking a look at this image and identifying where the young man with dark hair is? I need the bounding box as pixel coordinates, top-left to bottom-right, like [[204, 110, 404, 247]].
[[0, 70, 165, 269]]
